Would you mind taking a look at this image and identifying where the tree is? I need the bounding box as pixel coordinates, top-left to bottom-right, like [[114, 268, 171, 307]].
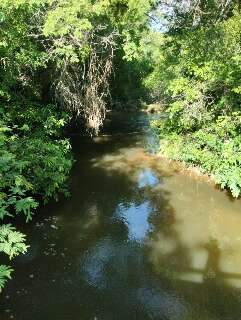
[[146, 3, 241, 196]]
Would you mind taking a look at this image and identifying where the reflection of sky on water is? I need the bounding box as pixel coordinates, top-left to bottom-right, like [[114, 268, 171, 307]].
[[81, 238, 113, 289], [137, 286, 187, 320], [138, 168, 159, 188], [116, 202, 151, 242], [111, 169, 158, 242]]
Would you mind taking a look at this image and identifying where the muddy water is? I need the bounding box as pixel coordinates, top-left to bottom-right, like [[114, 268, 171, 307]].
[[1, 113, 241, 320]]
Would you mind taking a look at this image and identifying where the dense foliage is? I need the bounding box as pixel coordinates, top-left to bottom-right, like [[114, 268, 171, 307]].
[[0, 103, 73, 290], [0, 0, 156, 290], [146, 1, 241, 197], [2, 0, 240, 292]]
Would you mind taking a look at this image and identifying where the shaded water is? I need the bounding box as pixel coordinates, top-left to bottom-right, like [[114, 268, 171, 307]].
[[1, 113, 241, 320]]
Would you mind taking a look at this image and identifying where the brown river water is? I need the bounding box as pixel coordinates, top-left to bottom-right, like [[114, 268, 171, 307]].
[[1, 113, 241, 320]]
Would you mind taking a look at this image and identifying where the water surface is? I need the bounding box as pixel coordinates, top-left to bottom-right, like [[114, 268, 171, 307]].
[[1, 113, 241, 320]]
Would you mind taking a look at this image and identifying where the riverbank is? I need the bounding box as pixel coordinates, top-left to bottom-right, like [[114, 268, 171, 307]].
[[157, 152, 214, 184], [151, 113, 241, 198], [2, 113, 241, 320]]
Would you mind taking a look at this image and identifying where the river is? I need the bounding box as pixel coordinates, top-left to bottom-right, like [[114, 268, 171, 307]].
[[1, 113, 241, 320]]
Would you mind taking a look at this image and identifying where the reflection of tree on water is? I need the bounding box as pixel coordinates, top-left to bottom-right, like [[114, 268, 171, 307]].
[[146, 188, 241, 319], [70, 134, 241, 319], [204, 239, 221, 282], [71, 133, 241, 319], [4, 118, 241, 320]]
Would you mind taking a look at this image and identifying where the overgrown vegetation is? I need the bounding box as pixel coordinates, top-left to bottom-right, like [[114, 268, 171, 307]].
[[146, 0, 241, 197], [0, 0, 156, 290], [2, 0, 240, 291]]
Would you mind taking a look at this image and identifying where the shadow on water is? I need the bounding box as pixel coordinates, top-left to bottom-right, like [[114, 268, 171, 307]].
[[1, 113, 241, 320], [147, 203, 241, 320]]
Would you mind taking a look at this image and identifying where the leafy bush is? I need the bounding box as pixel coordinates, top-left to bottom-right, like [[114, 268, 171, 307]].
[[153, 113, 241, 197], [0, 265, 13, 292], [0, 103, 73, 290], [0, 103, 73, 220], [0, 224, 28, 292], [148, 8, 241, 197]]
